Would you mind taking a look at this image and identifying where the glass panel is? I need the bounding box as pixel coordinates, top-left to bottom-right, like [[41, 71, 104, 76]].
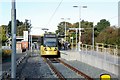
[[44, 38, 57, 47]]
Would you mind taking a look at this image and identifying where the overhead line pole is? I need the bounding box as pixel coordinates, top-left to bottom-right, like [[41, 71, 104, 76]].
[[11, 0, 16, 78], [61, 18, 70, 41], [92, 26, 94, 50], [78, 6, 81, 51], [65, 20, 66, 41], [73, 5, 87, 51]]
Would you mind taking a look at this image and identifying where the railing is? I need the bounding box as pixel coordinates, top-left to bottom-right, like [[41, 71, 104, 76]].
[[80, 44, 119, 56]]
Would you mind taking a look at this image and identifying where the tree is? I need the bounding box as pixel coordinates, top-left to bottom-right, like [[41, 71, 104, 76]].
[[56, 20, 93, 44], [73, 20, 93, 44], [82, 30, 92, 44], [7, 19, 23, 35], [95, 19, 110, 32], [7, 19, 31, 36], [96, 26, 119, 45], [0, 25, 8, 45], [72, 20, 93, 28], [56, 21, 72, 35]]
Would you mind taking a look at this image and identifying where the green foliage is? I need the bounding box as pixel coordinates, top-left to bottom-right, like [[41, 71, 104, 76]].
[[56, 21, 72, 35], [8, 19, 23, 35], [2, 49, 12, 61], [72, 22, 79, 28], [17, 24, 26, 36], [82, 30, 92, 44], [56, 19, 120, 47], [72, 20, 93, 28], [96, 27, 119, 46], [0, 19, 31, 46], [0, 25, 7, 45], [56, 20, 93, 45], [7, 19, 30, 36], [81, 20, 93, 28], [95, 19, 110, 32]]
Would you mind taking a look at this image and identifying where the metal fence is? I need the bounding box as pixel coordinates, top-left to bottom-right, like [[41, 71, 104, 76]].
[[80, 44, 119, 56]]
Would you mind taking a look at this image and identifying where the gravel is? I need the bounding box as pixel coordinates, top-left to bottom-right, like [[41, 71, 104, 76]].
[[53, 62, 84, 79], [16, 51, 56, 79]]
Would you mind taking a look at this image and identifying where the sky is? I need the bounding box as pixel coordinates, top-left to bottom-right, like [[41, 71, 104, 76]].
[[0, 0, 119, 35]]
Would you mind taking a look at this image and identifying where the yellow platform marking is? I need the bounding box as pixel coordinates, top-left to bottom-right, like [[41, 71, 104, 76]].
[[100, 74, 111, 80]]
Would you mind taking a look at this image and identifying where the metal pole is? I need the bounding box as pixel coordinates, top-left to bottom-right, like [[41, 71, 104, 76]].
[[78, 6, 81, 51], [92, 26, 94, 50], [29, 20, 31, 50], [76, 29, 77, 51], [65, 21, 66, 41], [31, 34, 32, 52], [29, 31, 30, 50], [72, 38, 73, 50], [11, 0, 16, 78]]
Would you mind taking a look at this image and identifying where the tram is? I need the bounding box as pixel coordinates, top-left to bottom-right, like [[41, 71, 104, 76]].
[[40, 33, 60, 58]]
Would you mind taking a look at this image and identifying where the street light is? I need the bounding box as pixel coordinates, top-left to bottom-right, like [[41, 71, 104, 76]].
[[11, 0, 16, 78], [61, 18, 70, 41], [28, 26, 32, 52], [73, 5, 87, 51], [92, 26, 94, 50]]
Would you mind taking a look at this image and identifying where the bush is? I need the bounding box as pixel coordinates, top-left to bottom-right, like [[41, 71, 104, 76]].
[[2, 49, 12, 58], [0, 49, 2, 57]]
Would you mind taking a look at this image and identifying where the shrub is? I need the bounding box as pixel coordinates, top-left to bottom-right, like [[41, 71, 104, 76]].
[[2, 49, 12, 58]]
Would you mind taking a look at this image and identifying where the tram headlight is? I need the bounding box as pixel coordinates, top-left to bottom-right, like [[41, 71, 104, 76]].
[[44, 47, 47, 51], [54, 48, 57, 51]]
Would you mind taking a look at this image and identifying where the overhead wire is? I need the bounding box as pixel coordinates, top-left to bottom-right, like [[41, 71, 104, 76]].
[[45, 0, 63, 28]]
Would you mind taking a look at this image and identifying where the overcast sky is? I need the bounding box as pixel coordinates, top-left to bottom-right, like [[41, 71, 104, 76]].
[[0, 0, 119, 35]]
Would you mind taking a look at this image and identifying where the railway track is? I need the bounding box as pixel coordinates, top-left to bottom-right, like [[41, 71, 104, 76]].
[[44, 58, 94, 80], [44, 58, 66, 80]]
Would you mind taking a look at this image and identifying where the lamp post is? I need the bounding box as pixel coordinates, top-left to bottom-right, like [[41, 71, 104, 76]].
[[28, 26, 32, 51], [31, 32, 32, 52], [61, 18, 70, 41], [11, 0, 16, 78], [70, 37, 73, 50], [92, 26, 94, 50], [26, 19, 31, 50], [73, 5, 87, 51]]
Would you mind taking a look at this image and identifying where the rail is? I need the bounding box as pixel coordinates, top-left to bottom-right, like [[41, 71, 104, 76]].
[[55, 58, 94, 80], [44, 58, 66, 80]]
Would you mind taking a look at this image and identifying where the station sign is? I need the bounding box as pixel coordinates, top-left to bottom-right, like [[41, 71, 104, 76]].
[[44, 34, 56, 38], [23, 31, 28, 41]]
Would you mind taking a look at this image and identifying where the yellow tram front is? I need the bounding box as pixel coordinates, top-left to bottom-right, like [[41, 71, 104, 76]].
[[40, 34, 60, 58]]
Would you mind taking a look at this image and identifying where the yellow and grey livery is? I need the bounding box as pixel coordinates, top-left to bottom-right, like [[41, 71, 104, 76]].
[[40, 33, 60, 58]]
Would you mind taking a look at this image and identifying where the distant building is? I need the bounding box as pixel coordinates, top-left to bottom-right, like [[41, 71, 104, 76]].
[[118, 1, 120, 27]]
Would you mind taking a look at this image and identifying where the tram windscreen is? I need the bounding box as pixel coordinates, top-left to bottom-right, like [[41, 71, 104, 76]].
[[44, 38, 57, 47]]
